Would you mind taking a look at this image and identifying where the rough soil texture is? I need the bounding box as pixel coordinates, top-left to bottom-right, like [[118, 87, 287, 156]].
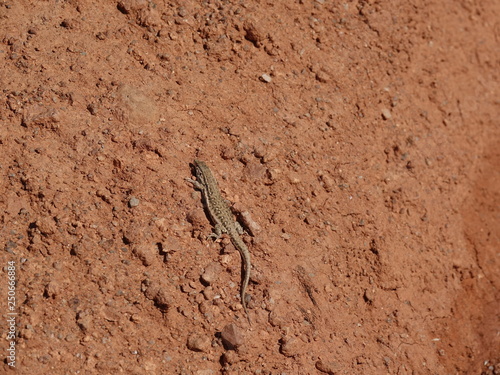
[[0, 1, 499, 374]]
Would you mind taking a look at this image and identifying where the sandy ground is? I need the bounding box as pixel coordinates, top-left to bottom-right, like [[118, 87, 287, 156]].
[[0, 0, 499, 374]]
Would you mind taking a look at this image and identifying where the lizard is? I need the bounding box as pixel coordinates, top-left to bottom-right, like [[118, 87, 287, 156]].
[[186, 159, 252, 324]]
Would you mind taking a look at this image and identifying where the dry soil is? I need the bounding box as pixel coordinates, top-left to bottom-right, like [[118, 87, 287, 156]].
[[0, 0, 499, 374]]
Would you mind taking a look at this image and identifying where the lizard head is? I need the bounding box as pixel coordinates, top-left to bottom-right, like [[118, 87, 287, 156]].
[[192, 159, 210, 184]]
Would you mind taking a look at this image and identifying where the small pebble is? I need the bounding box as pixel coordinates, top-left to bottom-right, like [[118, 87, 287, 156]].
[[221, 324, 244, 350], [260, 73, 272, 83], [364, 288, 375, 303], [128, 197, 140, 208], [221, 351, 239, 365], [143, 281, 171, 311], [280, 336, 302, 357], [130, 314, 141, 323], [201, 262, 221, 285], [76, 313, 92, 332], [381, 108, 392, 120], [315, 360, 343, 374], [153, 289, 171, 311], [187, 334, 211, 352], [133, 245, 156, 266], [44, 281, 60, 298]]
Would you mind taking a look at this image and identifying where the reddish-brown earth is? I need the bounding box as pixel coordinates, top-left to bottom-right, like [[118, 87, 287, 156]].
[[0, 1, 499, 374]]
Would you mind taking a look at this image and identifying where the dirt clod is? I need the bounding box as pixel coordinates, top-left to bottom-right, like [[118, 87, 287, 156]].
[[187, 334, 211, 352], [220, 324, 244, 350]]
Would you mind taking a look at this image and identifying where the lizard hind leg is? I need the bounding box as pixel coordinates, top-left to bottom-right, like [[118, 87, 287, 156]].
[[235, 221, 245, 235], [207, 223, 224, 240]]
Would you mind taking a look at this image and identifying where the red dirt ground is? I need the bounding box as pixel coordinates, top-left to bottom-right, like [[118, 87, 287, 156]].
[[0, 1, 499, 374]]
